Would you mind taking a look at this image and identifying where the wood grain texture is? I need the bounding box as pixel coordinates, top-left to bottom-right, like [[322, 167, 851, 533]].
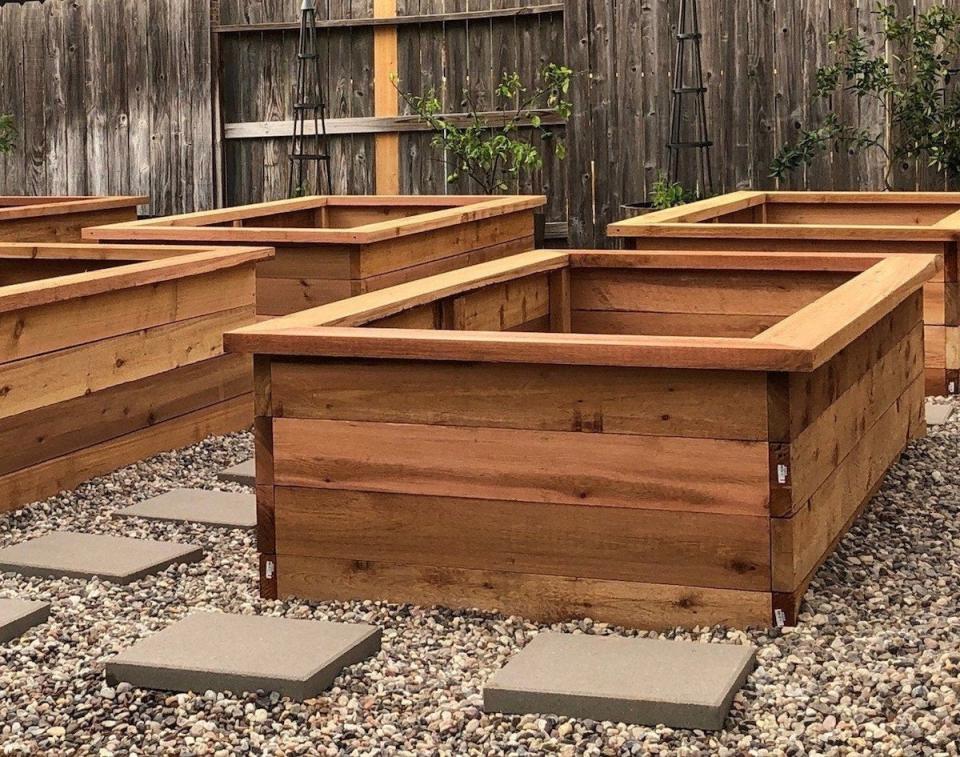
[[0, 393, 250, 513], [274, 487, 771, 590], [0, 307, 252, 420], [272, 418, 771, 516], [269, 358, 770, 440], [277, 554, 773, 630], [0, 354, 249, 477]]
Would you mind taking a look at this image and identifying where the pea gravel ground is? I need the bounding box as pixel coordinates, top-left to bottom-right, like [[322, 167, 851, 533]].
[[0, 397, 957, 756]]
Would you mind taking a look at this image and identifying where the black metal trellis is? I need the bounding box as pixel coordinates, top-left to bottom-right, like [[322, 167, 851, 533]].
[[288, 0, 333, 198], [667, 0, 714, 196]]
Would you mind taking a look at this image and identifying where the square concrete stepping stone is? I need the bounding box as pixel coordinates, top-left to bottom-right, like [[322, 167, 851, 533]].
[[0, 599, 50, 643], [926, 400, 954, 427], [0, 532, 203, 585], [217, 459, 255, 487], [484, 633, 756, 730], [106, 612, 381, 700], [115, 489, 256, 529]]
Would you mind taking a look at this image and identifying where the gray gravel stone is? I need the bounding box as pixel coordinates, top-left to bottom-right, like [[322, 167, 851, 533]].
[[0, 395, 955, 754]]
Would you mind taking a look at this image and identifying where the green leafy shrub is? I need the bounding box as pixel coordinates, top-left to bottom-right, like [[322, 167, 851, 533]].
[[395, 64, 573, 194], [771, 3, 960, 188], [650, 172, 695, 210], [0, 115, 14, 154]]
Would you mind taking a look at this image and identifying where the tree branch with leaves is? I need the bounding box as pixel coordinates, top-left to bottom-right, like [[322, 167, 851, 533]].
[[771, 2, 960, 189], [394, 64, 573, 194]]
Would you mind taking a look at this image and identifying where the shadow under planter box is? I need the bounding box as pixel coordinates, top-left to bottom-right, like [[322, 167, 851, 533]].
[[83, 195, 545, 317], [609, 191, 960, 397], [224, 248, 937, 629], [0, 242, 273, 512], [0, 196, 145, 242]]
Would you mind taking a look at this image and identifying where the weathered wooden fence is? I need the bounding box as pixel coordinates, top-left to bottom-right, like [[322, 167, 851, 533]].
[[0, 0, 213, 217], [0, 0, 952, 245]]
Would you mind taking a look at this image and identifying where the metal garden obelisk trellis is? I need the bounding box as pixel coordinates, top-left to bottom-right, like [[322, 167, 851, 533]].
[[667, 0, 714, 196], [288, 0, 333, 197]]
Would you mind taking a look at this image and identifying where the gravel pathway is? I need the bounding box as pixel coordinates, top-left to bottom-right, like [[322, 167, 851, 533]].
[[0, 397, 957, 755]]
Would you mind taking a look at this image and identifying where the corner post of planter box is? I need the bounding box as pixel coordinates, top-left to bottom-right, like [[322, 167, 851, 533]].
[[549, 268, 572, 332], [945, 239, 960, 394], [253, 355, 278, 599], [765, 372, 793, 519], [373, 0, 400, 194]]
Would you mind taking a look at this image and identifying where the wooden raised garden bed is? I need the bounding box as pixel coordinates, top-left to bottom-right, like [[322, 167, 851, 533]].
[[0, 242, 272, 512], [224, 248, 937, 629], [83, 195, 545, 317], [0, 196, 145, 242], [609, 191, 960, 396]]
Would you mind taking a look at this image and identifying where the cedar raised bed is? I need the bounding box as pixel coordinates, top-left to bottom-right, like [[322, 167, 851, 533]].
[[0, 196, 145, 242], [224, 248, 936, 629], [0, 242, 272, 512], [609, 191, 960, 396], [83, 195, 545, 316]]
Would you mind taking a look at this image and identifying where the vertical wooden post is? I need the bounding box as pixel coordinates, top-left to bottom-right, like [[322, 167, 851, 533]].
[[373, 0, 400, 194], [548, 268, 572, 333], [253, 356, 278, 598]]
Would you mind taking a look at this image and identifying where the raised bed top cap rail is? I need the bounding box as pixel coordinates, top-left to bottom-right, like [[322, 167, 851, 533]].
[[608, 191, 960, 239], [0, 243, 273, 314], [0, 196, 148, 221], [82, 195, 547, 245], [224, 248, 940, 373]]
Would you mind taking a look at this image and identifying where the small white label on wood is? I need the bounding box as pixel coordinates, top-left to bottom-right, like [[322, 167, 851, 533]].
[[774, 608, 786, 627], [776, 464, 789, 485], [265, 560, 275, 579]]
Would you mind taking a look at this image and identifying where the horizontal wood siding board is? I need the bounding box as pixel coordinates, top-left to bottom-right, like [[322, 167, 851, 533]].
[[0, 306, 253, 420], [771, 375, 924, 591], [214, 5, 564, 33], [274, 487, 771, 591], [0, 196, 146, 218], [619, 238, 951, 281], [570, 268, 853, 317], [0, 248, 270, 314], [253, 246, 356, 280], [276, 554, 773, 630], [0, 394, 251, 513], [609, 222, 958, 243], [223, 111, 565, 139], [0, 266, 255, 363], [355, 211, 535, 278], [763, 202, 960, 226], [272, 418, 771, 516], [361, 237, 537, 294], [0, 354, 250, 477], [0, 207, 140, 243], [450, 274, 550, 331], [255, 278, 357, 317], [570, 310, 781, 338], [269, 359, 771, 441]]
